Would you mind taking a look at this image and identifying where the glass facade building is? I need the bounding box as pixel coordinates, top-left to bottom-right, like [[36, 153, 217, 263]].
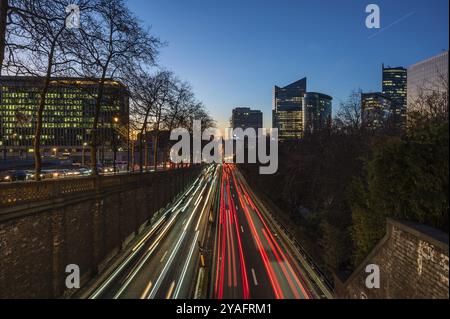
[[407, 51, 448, 118], [303, 92, 332, 134], [361, 92, 392, 129], [0, 76, 129, 160], [231, 107, 263, 131], [382, 65, 407, 127], [273, 78, 307, 140]]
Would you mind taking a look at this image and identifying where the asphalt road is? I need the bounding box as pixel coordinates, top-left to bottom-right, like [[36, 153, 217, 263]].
[[212, 164, 315, 299], [89, 165, 218, 299], [87, 163, 323, 299]]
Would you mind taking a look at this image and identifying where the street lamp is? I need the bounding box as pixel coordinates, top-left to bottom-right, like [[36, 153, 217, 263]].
[[82, 142, 88, 166], [0, 140, 5, 161], [112, 116, 120, 173]]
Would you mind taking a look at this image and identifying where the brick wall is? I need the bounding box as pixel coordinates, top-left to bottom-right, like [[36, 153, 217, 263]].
[[335, 219, 449, 299], [0, 167, 201, 298]]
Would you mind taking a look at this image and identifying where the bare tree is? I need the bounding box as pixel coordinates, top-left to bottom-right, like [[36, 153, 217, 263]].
[[4, 0, 90, 180], [407, 72, 449, 128], [334, 90, 363, 133], [160, 80, 194, 166], [0, 0, 8, 75], [163, 80, 193, 131], [191, 103, 215, 132], [67, 0, 160, 175], [128, 70, 173, 172]]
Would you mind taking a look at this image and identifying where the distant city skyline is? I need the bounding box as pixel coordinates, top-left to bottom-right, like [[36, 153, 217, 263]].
[[127, 0, 449, 129]]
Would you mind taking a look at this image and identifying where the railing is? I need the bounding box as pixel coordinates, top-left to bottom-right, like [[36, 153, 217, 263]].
[[0, 165, 203, 298], [0, 169, 187, 209]]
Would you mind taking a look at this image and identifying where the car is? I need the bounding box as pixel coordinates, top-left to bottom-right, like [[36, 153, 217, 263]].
[[66, 169, 81, 177], [41, 170, 57, 180], [79, 168, 91, 175], [0, 170, 28, 182]]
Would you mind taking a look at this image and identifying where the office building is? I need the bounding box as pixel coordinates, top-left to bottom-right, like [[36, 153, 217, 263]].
[[382, 65, 407, 127], [273, 78, 307, 140], [407, 51, 449, 119], [361, 92, 392, 129], [231, 107, 263, 131], [303, 92, 333, 134], [0, 76, 129, 161]]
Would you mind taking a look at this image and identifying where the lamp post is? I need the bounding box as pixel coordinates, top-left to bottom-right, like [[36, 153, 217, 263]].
[[112, 116, 119, 173], [0, 140, 5, 161], [82, 142, 88, 167], [127, 120, 130, 172]]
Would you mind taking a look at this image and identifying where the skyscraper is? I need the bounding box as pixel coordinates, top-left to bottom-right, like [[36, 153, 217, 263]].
[[230, 107, 263, 131], [361, 92, 392, 129], [382, 65, 407, 127], [273, 78, 307, 140], [303, 92, 333, 134], [407, 51, 449, 120]]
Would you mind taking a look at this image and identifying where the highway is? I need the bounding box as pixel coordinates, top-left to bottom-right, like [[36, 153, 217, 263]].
[[87, 163, 326, 299], [89, 164, 218, 299], [212, 164, 315, 299]]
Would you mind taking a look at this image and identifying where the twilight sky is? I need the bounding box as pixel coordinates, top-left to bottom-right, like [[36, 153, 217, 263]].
[[127, 0, 449, 129]]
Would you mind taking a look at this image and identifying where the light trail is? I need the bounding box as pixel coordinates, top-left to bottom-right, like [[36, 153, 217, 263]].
[[89, 166, 217, 299], [236, 168, 311, 299], [147, 179, 206, 299], [195, 174, 217, 231], [262, 228, 300, 299], [229, 179, 250, 298], [228, 165, 283, 299], [173, 231, 200, 299]]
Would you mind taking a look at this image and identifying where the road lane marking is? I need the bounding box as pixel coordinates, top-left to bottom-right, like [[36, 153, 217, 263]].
[[195, 175, 216, 231], [148, 190, 203, 299], [173, 231, 200, 299], [241, 226, 244, 233], [112, 241, 160, 299], [251, 268, 258, 286], [140, 281, 153, 299], [115, 183, 197, 299], [166, 281, 176, 299], [132, 216, 164, 252], [90, 171, 207, 299], [160, 251, 168, 263]]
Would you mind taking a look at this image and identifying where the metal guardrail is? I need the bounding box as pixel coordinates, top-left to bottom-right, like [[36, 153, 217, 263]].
[[269, 214, 335, 293], [237, 167, 335, 295]]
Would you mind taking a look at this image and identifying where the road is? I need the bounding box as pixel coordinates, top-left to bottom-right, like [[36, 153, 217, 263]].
[[89, 165, 218, 299], [87, 163, 327, 299], [212, 164, 315, 299]]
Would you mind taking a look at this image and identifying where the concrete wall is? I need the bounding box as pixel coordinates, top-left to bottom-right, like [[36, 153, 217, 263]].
[[0, 167, 201, 298], [335, 219, 449, 299]]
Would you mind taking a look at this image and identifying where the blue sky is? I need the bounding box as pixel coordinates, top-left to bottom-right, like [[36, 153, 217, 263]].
[[128, 0, 449, 128]]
